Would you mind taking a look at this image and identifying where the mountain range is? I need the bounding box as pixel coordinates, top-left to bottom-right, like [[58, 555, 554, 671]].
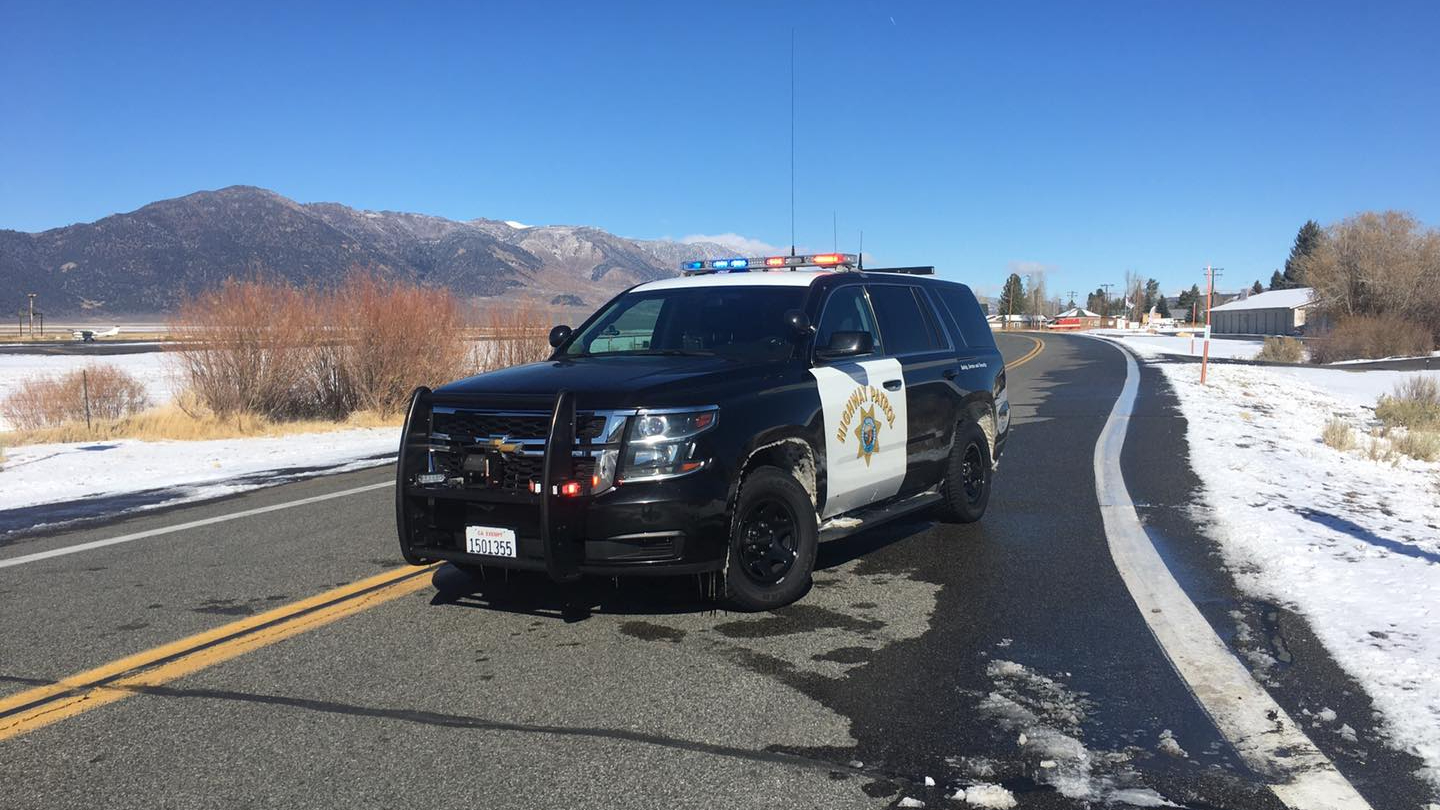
[[0, 186, 738, 317]]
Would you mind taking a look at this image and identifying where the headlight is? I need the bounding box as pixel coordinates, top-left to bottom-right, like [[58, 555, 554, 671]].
[[619, 408, 717, 482]]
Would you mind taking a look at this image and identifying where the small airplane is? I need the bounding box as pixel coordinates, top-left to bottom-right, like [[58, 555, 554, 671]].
[[71, 326, 120, 342]]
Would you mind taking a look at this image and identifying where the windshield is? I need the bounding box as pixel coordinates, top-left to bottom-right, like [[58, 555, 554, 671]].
[[562, 286, 805, 361]]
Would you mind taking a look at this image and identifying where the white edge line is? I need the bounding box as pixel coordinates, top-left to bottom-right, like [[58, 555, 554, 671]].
[[1089, 336, 1374, 810], [0, 481, 394, 570]]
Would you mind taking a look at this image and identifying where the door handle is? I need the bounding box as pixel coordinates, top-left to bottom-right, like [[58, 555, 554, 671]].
[[883, 379, 903, 391], [943, 369, 959, 380]]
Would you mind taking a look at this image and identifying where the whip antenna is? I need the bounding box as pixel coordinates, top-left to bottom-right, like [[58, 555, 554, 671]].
[[789, 28, 796, 257]]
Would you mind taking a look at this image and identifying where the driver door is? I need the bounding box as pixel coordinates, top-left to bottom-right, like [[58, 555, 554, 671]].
[[809, 285, 909, 518]]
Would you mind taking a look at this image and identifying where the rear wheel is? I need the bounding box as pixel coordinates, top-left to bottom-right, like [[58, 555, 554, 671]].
[[938, 420, 992, 523], [724, 466, 818, 611]]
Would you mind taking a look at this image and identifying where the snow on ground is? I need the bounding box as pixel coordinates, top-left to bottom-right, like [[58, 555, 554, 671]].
[[0, 428, 397, 531], [0, 351, 181, 429], [1152, 358, 1440, 787], [1094, 331, 1272, 361], [961, 657, 1175, 805]]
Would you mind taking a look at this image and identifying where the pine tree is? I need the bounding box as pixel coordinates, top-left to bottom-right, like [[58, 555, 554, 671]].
[[1176, 284, 1202, 321], [1269, 269, 1285, 290], [1143, 278, 1160, 311], [1282, 220, 1322, 288], [1251, 280, 1264, 295], [1156, 295, 1171, 317], [997, 273, 1026, 317]]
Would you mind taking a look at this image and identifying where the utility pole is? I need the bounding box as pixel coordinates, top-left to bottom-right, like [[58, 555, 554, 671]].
[[1200, 265, 1223, 384], [1100, 283, 1115, 326], [1065, 290, 1077, 311], [26, 293, 37, 337]]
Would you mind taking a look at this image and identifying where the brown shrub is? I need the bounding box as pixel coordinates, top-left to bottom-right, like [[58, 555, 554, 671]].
[[329, 273, 470, 416], [1, 365, 151, 430], [1254, 336, 1305, 363], [171, 279, 324, 420], [171, 273, 472, 421], [1308, 315, 1434, 364], [480, 301, 555, 370]]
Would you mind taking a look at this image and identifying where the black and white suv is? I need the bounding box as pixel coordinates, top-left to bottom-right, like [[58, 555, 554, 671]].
[[397, 254, 1009, 610]]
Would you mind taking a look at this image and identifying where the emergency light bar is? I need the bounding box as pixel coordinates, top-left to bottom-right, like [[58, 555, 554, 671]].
[[681, 253, 860, 275]]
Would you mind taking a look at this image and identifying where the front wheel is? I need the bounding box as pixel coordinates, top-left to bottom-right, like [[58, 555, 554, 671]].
[[724, 466, 818, 611], [938, 420, 993, 523]]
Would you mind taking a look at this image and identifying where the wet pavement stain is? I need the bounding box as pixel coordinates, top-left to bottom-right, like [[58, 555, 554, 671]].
[[619, 621, 685, 643], [713, 605, 886, 639]]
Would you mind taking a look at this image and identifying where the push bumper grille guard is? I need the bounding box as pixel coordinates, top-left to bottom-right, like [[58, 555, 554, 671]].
[[396, 387, 588, 583]]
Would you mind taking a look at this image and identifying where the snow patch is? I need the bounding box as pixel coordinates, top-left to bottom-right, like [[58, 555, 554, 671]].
[[0, 352, 179, 430], [0, 430, 397, 528], [1156, 359, 1440, 788], [973, 659, 1175, 805], [951, 783, 1017, 808]]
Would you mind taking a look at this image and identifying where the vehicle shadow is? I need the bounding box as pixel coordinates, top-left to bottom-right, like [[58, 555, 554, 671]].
[[428, 512, 945, 622], [427, 564, 721, 623]]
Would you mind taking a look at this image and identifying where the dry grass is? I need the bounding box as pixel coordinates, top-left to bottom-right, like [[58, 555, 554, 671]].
[[0, 365, 151, 430], [1321, 418, 1356, 451], [1376, 375, 1440, 431], [0, 398, 400, 447], [1363, 434, 1397, 463], [1392, 430, 1440, 462], [1254, 336, 1306, 363]]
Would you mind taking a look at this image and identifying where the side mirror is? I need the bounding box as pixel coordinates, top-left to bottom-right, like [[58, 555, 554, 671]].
[[815, 330, 874, 361], [548, 325, 573, 348], [783, 309, 812, 340]]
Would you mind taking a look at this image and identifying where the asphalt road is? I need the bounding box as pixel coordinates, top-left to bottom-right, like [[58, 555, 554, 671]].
[[1, 333, 1431, 809]]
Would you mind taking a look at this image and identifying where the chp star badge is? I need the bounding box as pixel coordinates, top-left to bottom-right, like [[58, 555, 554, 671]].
[[854, 404, 881, 465]]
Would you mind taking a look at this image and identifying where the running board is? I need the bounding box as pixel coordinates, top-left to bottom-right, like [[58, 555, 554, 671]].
[[818, 489, 941, 541]]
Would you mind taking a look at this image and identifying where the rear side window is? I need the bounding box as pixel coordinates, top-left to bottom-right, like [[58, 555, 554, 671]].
[[934, 285, 996, 349], [867, 285, 943, 355]]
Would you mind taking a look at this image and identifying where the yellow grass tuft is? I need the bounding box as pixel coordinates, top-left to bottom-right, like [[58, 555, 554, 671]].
[[1, 399, 400, 448]]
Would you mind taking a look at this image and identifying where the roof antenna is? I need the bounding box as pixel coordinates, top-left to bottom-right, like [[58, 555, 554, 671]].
[[789, 27, 796, 257], [858, 230, 864, 270]]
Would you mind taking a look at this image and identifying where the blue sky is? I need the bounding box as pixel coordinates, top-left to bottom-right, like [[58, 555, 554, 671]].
[[3, 1, 1437, 298]]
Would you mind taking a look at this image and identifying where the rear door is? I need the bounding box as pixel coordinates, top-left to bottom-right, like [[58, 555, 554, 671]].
[[865, 283, 956, 493], [809, 284, 908, 518]]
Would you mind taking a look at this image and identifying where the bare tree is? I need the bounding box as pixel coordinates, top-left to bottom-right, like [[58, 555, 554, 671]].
[[1123, 270, 1145, 322], [1299, 211, 1440, 339]]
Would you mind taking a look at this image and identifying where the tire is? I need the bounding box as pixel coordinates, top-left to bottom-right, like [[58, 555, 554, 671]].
[[724, 466, 818, 612], [938, 420, 993, 523]]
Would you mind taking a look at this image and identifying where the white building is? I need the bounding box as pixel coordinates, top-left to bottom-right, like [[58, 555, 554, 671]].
[[1209, 287, 1316, 335]]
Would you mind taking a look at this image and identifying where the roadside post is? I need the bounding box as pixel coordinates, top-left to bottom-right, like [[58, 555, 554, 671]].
[[1200, 266, 1221, 384]]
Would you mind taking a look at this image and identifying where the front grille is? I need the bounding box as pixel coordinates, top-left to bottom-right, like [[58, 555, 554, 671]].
[[432, 411, 606, 442], [425, 407, 610, 494]]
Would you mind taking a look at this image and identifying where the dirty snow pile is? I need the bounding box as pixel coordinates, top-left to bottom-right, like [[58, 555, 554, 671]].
[[1156, 360, 1440, 787], [963, 658, 1174, 806], [0, 430, 397, 531]]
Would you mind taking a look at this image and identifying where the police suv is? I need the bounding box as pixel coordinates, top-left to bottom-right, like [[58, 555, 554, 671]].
[[397, 253, 1010, 610]]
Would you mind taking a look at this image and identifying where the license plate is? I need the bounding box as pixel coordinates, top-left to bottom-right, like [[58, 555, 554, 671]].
[[465, 526, 517, 558]]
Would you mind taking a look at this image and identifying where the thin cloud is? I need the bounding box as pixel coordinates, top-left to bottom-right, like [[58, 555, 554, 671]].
[[680, 233, 784, 256]]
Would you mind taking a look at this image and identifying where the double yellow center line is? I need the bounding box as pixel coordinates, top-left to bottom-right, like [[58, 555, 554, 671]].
[[1005, 334, 1045, 370], [0, 564, 436, 742]]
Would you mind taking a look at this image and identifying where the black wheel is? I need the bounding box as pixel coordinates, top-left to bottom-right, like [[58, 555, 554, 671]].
[[724, 466, 818, 611], [938, 420, 992, 523]]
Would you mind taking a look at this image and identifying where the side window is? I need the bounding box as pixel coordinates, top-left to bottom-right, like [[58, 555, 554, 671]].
[[815, 286, 881, 355], [586, 297, 662, 353], [935, 285, 996, 349], [867, 285, 942, 355]]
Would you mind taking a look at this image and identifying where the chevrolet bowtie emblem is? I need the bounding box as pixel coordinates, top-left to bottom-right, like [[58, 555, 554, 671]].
[[486, 437, 524, 454]]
